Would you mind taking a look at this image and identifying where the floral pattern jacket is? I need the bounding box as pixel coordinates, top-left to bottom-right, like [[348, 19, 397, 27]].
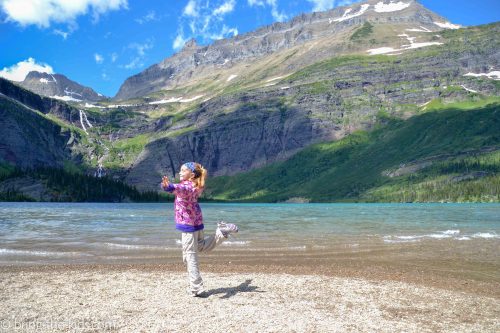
[[163, 181, 204, 232]]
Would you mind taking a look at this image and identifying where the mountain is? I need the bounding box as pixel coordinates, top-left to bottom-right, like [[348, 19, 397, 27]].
[[20, 71, 106, 103], [0, 78, 76, 170], [1, 0, 499, 202], [0, 78, 161, 202], [114, 0, 454, 101], [120, 22, 499, 191]]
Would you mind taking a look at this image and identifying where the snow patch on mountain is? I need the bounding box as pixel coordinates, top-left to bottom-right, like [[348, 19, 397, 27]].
[[149, 97, 182, 104], [406, 26, 431, 32], [333, 4, 370, 22], [399, 33, 416, 45], [64, 88, 82, 97], [405, 41, 442, 49], [464, 71, 500, 80], [181, 95, 204, 103], [84, 103, 105, 109], [367, 33, 442, 55], [434, 21, 461, 30], [149, 95, 205, 105], [367, 47, 397, 55], [51, 95, 82, 102], [374, 1, 410, 13], [461, 85, 478, 93], [107, 104, 137, 108]]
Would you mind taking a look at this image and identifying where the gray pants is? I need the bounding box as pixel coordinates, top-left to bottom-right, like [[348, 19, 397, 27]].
[[181, 228, 226, 293]]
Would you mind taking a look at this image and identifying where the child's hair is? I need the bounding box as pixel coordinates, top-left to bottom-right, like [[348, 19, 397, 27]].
[[184, 162, 207, 189]]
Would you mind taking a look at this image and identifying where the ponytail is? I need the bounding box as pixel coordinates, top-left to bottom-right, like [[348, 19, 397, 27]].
[[192, 163, 207, 189]]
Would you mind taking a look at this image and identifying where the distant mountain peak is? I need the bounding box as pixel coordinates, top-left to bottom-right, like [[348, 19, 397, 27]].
[[20, 71, 106, 103], [182, 38, 200, 51]]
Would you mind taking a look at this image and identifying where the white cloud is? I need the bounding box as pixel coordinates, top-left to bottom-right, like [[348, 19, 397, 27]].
[[307, 0, 334, 12], [208, 25, 238, 40], [123, 38, 154, 70], [128, 39, 154, 56], [135, 10, 158, 24], [307, 0, 359, 12], [94, 53, 104, 64], [53, 29, 69, 39], [174, 0, 239, 50], [270, 2, 287, 21], [213, 0, 236, 16], [247, 0, 287, 22], [183, 0, 198, 17], [52, 20, 77, 39], [0, 57, 54, 81], [248, 0, 265, 6], [111, 52, 118, 63], [124, 57, 143, 70], [173, 33, 189, 50], [0, 0, 128, 28]]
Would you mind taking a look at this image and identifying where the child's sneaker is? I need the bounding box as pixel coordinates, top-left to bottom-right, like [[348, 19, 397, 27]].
[[217, 221, 238, 238], [187, 288, 208, 298]]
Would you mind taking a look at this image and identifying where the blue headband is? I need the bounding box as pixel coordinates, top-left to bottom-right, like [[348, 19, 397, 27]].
[[183, 162, 196, 172]]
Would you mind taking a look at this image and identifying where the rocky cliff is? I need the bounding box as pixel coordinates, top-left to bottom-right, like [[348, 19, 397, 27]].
[[0, 78, 84, 128], [0, 83, 75, 169]]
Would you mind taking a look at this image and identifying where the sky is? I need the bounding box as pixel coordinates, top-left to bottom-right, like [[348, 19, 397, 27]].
[[1, 0, 499, 97]]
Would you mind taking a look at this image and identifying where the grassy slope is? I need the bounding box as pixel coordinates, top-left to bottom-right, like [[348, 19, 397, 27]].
[[206, 98, 500, 202]]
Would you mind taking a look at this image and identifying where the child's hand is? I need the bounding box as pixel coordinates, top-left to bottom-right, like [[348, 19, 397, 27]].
[[161, 176, 170, 188]]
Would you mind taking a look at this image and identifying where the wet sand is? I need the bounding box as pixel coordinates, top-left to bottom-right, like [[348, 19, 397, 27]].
[[1, 245, 500, 333]]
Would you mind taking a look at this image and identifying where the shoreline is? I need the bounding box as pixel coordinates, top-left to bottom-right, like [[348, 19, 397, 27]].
[[1, 261, 499, 332], [2, 251, 499, 298]]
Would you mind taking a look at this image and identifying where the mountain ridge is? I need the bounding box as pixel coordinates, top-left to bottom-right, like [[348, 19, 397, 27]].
[[114, 0, 453, 100]]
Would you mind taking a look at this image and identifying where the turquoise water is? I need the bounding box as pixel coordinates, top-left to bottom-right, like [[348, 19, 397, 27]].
[[0, 202, 499, 264]]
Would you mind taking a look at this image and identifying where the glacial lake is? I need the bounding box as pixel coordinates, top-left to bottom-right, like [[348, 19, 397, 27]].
[[0, 202, 499, 265]]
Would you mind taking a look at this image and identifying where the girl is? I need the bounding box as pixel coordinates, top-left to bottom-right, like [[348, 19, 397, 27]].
[[161, 162, 238, 297]]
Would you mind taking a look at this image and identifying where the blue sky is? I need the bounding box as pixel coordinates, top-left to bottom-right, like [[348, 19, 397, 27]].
[[1, 0, 499, 97]]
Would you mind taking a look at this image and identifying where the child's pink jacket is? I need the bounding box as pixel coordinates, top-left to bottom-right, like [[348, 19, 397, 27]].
[[163, 181, 204, 232]]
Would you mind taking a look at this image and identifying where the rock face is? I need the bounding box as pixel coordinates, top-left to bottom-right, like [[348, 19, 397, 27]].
[[114, 0, 448, 100], [0, 78, 83, 128], [126, 97, 336, 188], [20, 71, 105, 102], [0, 80, 74, 169]]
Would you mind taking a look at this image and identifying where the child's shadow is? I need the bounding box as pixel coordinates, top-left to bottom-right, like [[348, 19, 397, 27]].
[[206, 279, 264, 299]]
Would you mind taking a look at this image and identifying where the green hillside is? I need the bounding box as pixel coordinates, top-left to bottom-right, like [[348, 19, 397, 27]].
[[206, 98, 500, 202]]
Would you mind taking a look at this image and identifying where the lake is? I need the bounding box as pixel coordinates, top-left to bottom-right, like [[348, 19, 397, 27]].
[[0, 202, 499, 266]]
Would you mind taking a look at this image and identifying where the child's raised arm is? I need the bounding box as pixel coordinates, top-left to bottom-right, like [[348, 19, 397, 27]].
[[161, 176, 171, 190]]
